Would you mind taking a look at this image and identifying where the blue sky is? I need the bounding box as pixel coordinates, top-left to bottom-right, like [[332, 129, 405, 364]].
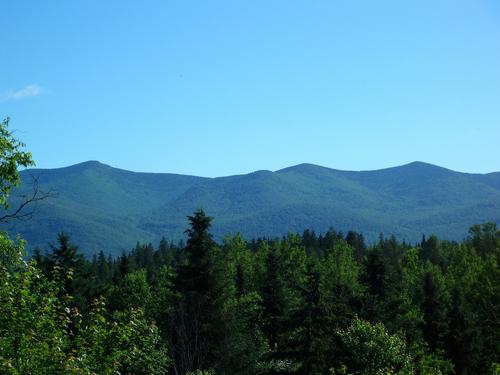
[[1, 0, 499, 176]]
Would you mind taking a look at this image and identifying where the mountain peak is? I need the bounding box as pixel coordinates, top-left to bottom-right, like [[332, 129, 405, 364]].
[[67, 160, 109, 169], [393, 161, 454, 175], [277, 163, 334, 174], [402, 161, 441, 169], [75, 160, 107, 167]]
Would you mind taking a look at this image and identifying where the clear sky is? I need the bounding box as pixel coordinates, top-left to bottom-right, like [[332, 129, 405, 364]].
[[1, 0, 500, 176]]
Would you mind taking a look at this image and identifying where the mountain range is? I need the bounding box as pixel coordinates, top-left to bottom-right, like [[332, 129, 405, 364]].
[[2, 161, 499, 257]]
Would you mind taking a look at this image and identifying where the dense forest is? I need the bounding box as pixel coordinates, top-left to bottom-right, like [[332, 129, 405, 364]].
[[0, 118, 499, 374], [1, 211, 499, 374]]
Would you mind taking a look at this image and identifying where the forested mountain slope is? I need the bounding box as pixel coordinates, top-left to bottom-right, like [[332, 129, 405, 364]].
[[3, 161, 499, 256]]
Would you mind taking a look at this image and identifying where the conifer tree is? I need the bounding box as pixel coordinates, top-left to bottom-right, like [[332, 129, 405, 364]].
[[172, 209, 225, 373]]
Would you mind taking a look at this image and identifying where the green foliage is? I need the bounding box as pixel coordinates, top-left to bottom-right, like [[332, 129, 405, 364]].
[[216, 236, 268, 374], [223, 291, 268, 373], [333, 318, 414, 375], [321, 241, 364, 329], [150, 264, 176, 337], [0, 233, 68, 374], [468, 222, 500, 256], [107, 269, 152, 312], [187, 370, 217, 375], [72, 300, 170, 374], [0, 118, 34, 209], [0, 232, 170, 374]]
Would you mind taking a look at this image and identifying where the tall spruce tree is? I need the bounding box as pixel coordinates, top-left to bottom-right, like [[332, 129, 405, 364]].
[[172, 209, 226, 374]]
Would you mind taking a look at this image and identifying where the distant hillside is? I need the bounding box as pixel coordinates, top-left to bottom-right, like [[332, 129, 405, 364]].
[[2, 161, 499, 256]]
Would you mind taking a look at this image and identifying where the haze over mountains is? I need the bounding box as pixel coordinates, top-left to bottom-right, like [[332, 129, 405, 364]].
[[3, 161, 499, 256]]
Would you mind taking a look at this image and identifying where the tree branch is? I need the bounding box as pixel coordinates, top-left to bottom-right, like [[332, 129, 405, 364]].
[[0, 173, 55, 223]]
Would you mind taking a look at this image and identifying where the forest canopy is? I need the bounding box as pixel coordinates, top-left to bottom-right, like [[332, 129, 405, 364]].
[[1, 214, 499, 374]]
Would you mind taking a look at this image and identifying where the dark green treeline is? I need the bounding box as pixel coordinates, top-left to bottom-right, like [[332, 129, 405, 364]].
[[2, 211, 500, 374]]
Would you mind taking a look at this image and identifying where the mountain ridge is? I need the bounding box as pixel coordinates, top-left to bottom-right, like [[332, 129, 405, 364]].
[[27, 160, 499, 176], [4, 160, 499, 256]]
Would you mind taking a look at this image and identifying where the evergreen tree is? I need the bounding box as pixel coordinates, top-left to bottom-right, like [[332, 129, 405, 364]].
[[117, 250, 131, 279], [362, 248, 388, 321], [261, 246, 286, 352], [421, 270, 447, 352], [295, 260, 329, 375], [49, 232, 84, 299], [50, 232, 79, 272], [172, 209, 225, 373]]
